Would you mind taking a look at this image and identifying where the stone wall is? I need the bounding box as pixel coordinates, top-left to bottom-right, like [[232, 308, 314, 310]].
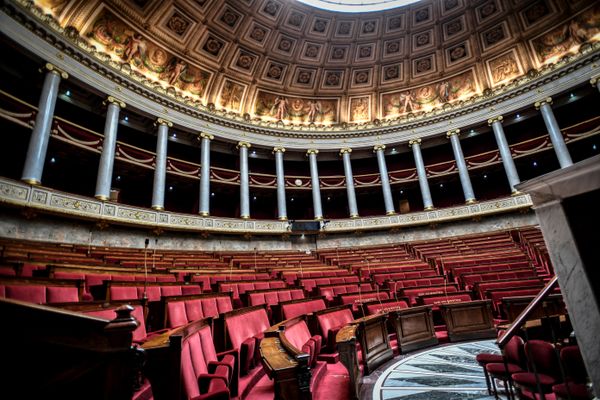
[[0, 209, 539, 251]]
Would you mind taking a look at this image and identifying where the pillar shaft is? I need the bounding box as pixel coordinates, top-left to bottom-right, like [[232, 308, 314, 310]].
[[199, 133, 213, 216], [489, 117, 520, 193], [151, 120, 170, 210], [341, 149, 359, 218], [374, 145, 395, 215], [239, 142, 251, 219], [409, 139, 434, 210], [308, 150, 323, 220], [447, 130, 476, 203], [95, 98, 124, 200], [274, 148, 287, 221], [536, 98, 573, 168], [22, 66, 64, 185]]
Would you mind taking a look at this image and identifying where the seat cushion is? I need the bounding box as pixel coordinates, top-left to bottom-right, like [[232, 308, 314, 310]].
[[513, 372, 557, 390], [552, 383, 591, 400], [486, 362, 523, 377], [476, 353, 504, 365]]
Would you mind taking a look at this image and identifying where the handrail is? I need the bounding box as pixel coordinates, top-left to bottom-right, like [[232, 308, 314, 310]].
[[497, 275, 559, 348]]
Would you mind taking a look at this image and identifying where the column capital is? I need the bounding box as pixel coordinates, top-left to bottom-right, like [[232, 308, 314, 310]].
[[487, 115, 503, 126], [155, 118, 173, 127], [41, 63, 69, 79], [590, 76, 599, 85], [104, 96, 126, 109], [273, 146, 286, 153], [200, 132, 214, 140], [237, 141, 251, 149], [306, 149, 319, 155], [339, 148, 352, 155], [446, 128, 460, 138], [373, 144, 386, 152], [534, 97, 553, 109], [408, 138, 422, 147]]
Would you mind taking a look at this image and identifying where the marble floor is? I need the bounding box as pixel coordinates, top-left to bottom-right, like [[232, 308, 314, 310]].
[[371, 340, 506, 400]]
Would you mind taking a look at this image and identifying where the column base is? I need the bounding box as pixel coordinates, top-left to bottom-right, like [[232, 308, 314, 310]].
[[152, 205, 164, 211], [349, 214, 359, 219], [95, 194, 109, 201], [424, 206, 435, 211], [278, 216, 288, 221], [199, 211, 210, 217], [22, 178, 41, 186], [465, 198, 477, 204], [511, 190, 522, 196], [241, 215, 251, 220], [315, 216, 324, 221], [385, 211, 396, 216]]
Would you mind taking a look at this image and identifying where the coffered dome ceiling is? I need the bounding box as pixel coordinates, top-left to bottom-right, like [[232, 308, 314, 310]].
[[36, 0, 600, 128]]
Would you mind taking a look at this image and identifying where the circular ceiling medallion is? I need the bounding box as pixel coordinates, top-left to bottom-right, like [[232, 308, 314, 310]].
[[295, 0, 423, 13]]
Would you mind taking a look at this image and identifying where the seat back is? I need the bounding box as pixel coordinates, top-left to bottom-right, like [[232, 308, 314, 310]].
[[524, 340, 561, 378], [180, 321, 220, 400], [504, 334, 525, 366], [560, 346, 587, 383]]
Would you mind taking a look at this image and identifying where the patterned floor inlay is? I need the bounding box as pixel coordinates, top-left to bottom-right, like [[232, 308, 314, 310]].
[[373, 340, 506, 400]]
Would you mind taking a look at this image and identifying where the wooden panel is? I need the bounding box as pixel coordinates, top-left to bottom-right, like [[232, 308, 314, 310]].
[[440, 300, 496, 341], [390, 305, 438, 353], [502, 294, 565, 323]]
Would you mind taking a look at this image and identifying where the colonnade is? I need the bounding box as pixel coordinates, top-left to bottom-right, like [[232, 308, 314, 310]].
[[22, 62, 587, 220]]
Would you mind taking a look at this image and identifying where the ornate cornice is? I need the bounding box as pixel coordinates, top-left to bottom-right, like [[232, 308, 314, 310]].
[[0, 177, 533, 234], [1, 1, 600, 148]]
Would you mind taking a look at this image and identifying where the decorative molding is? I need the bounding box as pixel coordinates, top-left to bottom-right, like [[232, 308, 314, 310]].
[[0, 177, 534, 234], [534, 97, 553, 109], [487, 115, 503, 125], [1, 2, 599, 149]]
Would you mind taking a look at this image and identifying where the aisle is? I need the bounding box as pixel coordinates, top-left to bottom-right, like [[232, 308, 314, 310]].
[[372, 340, 504, 400]]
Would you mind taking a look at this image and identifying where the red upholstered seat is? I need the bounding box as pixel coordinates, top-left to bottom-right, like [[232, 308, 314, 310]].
[[552, 383, 591, 400], [85, 304, 149, 343], [281, 298, 326, 320], [180, 321, 237, 400], [224, 307, 270, 376], [486, 335, 525, 398], [512, 340, 562, 395], [316, 307, 354, 352]]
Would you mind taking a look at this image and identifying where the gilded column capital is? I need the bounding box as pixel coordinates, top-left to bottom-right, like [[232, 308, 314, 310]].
[[42, 63, 69, 79], [408, 138, 422, 147], [339, 148, 352, 155], [105, 96, 126, 109], [273, 147, 286, 153], [155, 118, 173, 127], [373, 144, 386, 152], [200, 132, 214, 140], [237, 141, 251, 149], [590, 76, 599, 85], [487, 115, 503, 126], [306, 149, 319, 155], [446, 128, 460, 138], [534, 97, 553, 110]]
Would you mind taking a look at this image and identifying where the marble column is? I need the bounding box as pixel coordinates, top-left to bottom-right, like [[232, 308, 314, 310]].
[[198, 133, 213, 216], [22, 63, 68, 185], [374, 144, 395, 215], [535, 97, 573, 168], [95, 97, 125, 200], [447, 129, 476, 204], [591, 76, 600, 93], [307, 149, 323, 221], [488, 116, 521, 194], [273, 147, 288, 221], [151, 118, 172, 210], [409, 139, 434, 210], [340, 148, 359, 218], [238, 142, 251, 219]]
